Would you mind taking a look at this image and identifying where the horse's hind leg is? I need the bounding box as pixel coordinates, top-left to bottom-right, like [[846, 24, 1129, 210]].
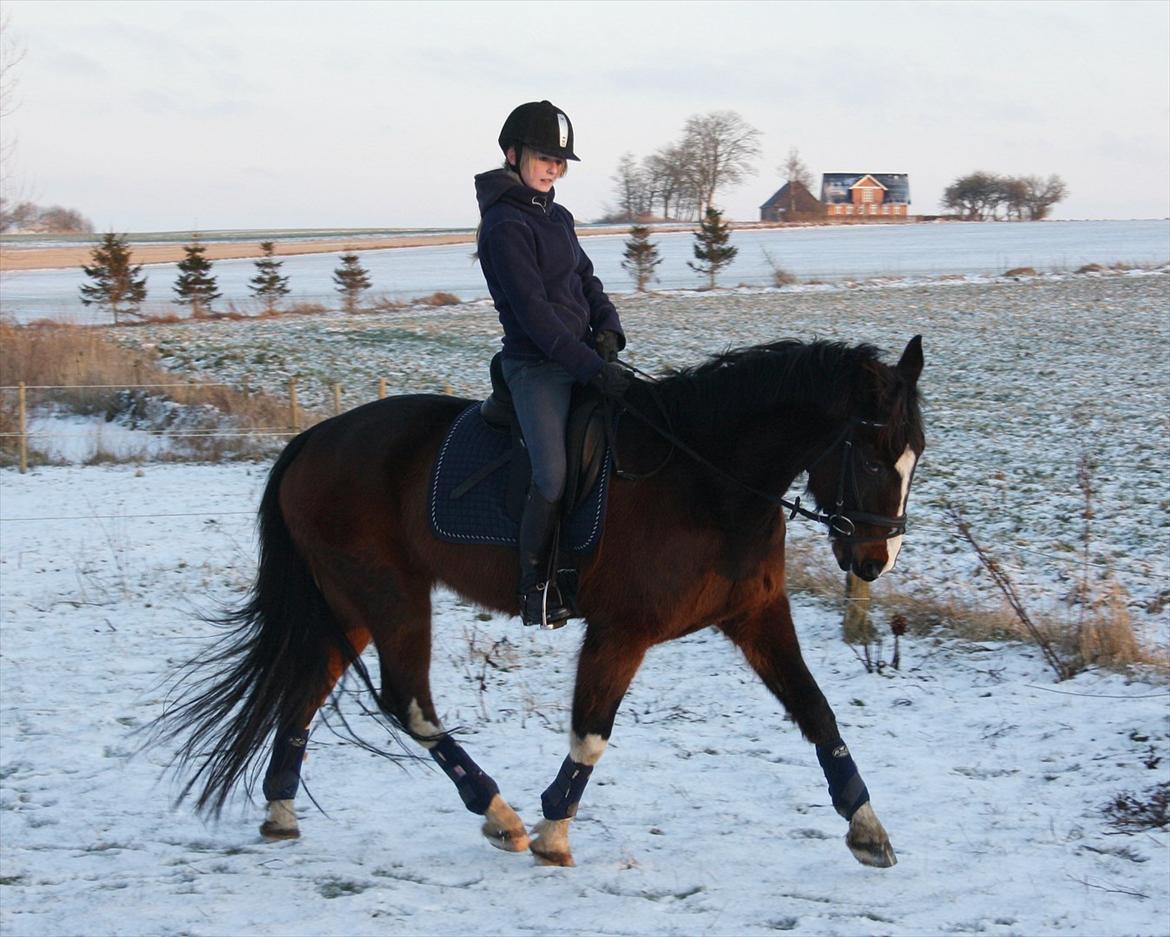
[[259, 628, 371, 840], [721, 596, 896, 868]]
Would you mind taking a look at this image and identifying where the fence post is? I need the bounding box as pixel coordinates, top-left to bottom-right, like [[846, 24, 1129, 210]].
[[842, 572, 874, 643], [288, 377, 301, 433], [18, 381, 28, 474], [378, 378, 387, 399], [333, 383, 342, 415]]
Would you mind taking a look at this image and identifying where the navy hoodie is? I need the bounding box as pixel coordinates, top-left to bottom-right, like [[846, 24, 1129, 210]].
[[475, 168, 625, 384]]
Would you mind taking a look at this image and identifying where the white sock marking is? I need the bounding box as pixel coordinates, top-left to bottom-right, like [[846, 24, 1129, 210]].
[[408, 698, 444, 748], [569, 732, 608, 766]]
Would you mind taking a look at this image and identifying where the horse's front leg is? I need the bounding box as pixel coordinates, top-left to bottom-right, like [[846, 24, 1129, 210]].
[[721, 597, 897, 868], [530, 627, 648, 867]]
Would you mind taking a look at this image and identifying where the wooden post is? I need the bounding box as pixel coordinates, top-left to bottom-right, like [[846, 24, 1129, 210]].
[[288, 377, 301, 433], [378, 378, 387, 399], [333, 383, 343, 415], [843, 572, 874, 643], [18, 381, 28, 474]]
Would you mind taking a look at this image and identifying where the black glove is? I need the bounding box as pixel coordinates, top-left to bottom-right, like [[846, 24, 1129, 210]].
[[590, 361, 630, 398], [595, 330, 623, 362]]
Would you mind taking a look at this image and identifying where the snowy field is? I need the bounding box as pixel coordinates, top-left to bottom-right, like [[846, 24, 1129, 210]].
[[2, 219, 1168, 324], [1, 465, 1168, 937], [3, 268, 1170, 935]]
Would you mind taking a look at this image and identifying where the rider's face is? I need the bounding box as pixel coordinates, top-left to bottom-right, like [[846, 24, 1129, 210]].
[[511, 148, 564, 193]]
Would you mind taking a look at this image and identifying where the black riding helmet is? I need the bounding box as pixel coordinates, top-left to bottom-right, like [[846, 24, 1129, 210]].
[[498, 100, 580, 168]]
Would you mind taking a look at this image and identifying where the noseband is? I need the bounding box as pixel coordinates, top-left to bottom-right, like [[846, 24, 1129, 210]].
[[808, 418, 908, 545]]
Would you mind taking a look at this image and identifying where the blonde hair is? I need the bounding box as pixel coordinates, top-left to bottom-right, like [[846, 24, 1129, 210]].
[[510, 145, 569, 179]]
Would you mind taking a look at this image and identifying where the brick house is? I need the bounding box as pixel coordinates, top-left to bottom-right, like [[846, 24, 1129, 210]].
[[820, 173, 911, 219], [759, 180, 824, 222]]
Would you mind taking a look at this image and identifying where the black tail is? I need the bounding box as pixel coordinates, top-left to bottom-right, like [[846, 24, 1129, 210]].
[[153, 426, 367, 815]]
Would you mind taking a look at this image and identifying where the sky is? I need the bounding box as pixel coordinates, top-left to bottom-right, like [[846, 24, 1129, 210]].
[[2, 0, 1169, 232]]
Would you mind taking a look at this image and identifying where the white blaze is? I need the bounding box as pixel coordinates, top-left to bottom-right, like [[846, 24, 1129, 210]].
[[881, 446, 917, 574]]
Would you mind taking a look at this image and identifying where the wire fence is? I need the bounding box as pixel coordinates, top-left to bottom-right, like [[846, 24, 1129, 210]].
[[0, 376, 407, 472], [2, 382, 1167, 603]]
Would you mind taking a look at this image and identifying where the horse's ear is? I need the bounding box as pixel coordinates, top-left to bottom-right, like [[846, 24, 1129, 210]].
[[896, 335, 923, 385]]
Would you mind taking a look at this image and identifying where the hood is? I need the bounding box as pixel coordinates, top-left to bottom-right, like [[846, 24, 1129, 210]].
[[474, 168, 555, 216]]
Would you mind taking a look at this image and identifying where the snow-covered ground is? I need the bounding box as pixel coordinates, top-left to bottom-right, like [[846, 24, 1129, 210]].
[[1, 465, 1168, 936], [3, 219, 1168, 324]]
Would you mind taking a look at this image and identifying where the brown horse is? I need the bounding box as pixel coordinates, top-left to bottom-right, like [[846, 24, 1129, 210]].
[[159, 335, 924, 869]]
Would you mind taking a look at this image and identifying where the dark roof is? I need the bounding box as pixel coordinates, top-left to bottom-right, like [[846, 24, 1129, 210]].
[[821, 173, 911, 204], [759, 180, 822, 213]]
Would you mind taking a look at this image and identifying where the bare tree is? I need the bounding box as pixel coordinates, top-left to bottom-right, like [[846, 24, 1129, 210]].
[[610, 152, 650, 221], [643, 144, 699, 220], [0, 11, 27, 232], [998, 176, 1029, 221], [1021, 174, 1068, 220], [942, 170, 1068, 221], [941, 171, 1004, 220], [680, 110, 762, 214], [779, 147, 815, 217]]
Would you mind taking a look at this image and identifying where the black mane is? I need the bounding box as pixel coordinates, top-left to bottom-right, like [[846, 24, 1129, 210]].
[[645, 338, 922, 455]]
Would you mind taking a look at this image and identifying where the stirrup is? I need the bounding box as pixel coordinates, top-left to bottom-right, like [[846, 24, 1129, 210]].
[[520, 582, 570, 630]]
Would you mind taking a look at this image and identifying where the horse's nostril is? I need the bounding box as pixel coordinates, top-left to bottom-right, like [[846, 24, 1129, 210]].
[[854, 559, 883, 582]]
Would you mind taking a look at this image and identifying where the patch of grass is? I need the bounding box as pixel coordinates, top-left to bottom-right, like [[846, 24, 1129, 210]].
[[416, 290, 462, 306], [1104, 781, 1170, 832]]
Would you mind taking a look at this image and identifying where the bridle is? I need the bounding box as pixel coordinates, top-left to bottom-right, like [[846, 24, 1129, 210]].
[[603, 366, 910, 545], [804, 418, 909, 544]]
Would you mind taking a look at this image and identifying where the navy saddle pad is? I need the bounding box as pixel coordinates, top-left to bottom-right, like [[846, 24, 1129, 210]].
[[428, 403, 611, 554]]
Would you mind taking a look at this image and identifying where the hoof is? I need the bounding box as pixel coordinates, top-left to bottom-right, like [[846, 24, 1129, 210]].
[[481, 794, 530, 853], [846, 833, 897, 868], [260, 821, 301, 841], [259, 800, 300, 841], [531, 843, 575, 867], [846, 802, 897, 868], [529, 817, 574, 867]]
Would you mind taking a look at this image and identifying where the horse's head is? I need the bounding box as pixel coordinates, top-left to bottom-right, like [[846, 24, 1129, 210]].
[[806, 336, 925, 582]]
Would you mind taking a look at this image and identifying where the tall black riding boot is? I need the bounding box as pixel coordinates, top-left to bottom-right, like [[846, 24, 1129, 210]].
[[517, 489, 572, 628]]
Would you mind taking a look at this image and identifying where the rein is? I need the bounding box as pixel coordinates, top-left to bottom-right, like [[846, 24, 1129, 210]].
[[603, 361, 907, 543]]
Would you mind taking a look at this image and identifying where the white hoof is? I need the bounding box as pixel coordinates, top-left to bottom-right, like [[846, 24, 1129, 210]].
[[846, 802, 897, 868], [259, 799, 300, 840]]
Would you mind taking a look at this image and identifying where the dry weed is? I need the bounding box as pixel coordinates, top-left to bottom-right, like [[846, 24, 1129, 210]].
[[0, 321, 322, 464]]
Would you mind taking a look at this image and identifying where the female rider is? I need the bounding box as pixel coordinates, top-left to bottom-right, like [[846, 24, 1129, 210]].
[[474, 100, 629, 628]]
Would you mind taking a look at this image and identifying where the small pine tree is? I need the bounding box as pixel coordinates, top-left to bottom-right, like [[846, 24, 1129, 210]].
[[249, 240, 290, 314], [79, 232, 147, 324], [173, 238, 222, 316], [621, 223, 662, 292], [688, 206, 738, 289], [332, 252, 372, 314]]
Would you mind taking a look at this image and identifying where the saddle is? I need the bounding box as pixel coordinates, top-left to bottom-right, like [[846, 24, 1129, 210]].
[[428, 353, 611, 619], [478, 352, 608, 521]]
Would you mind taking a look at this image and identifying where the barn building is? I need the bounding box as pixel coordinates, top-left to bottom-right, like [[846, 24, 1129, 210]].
[[820, 173, 911, 219], [758, 181, 824, 222]]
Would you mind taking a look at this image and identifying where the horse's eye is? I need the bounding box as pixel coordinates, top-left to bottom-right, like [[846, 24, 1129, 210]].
[[862, 459, 882, 476]]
